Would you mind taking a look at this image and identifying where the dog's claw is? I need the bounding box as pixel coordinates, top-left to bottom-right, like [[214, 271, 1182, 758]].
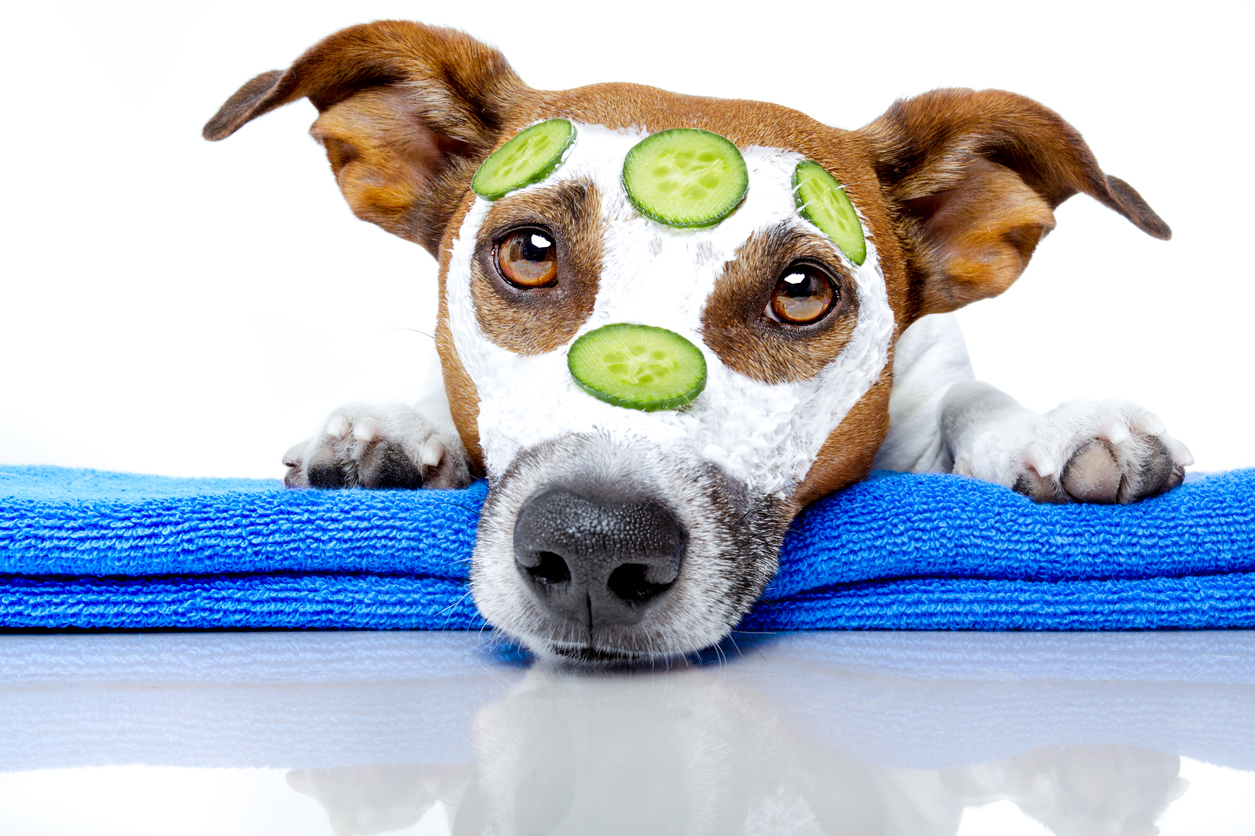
[[420, 439, 445, 468], [282, 441, 306, 469], [1099, 416, 1129, 446], [326, 415, 350, 439], [353, 416, 380, 443], [1164, 436, 1194, 468], [1133, 410, 1165, 437], [1023, 441, 1056, 478]]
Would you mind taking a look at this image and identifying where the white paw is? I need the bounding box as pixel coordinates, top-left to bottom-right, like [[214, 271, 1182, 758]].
[[282, 402, 472, 490], [964, 399, 1191, 504]]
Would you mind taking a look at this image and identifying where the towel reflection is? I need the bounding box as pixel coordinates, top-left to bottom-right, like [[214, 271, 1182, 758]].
[[290, 662, 1188, 835]]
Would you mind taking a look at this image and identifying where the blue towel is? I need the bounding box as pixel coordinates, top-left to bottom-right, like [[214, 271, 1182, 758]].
[[2, 465, 1253, 630]]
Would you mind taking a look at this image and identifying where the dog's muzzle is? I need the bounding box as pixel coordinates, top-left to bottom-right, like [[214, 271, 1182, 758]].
[[513, 488, 687, 629], [471, 433, 789, 661]]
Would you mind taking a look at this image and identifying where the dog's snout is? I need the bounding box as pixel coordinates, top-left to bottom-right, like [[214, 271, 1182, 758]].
[[513, 489, 687, 628]]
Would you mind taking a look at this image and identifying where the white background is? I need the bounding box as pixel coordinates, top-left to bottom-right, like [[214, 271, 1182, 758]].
[[1, 0, 1251, 479]]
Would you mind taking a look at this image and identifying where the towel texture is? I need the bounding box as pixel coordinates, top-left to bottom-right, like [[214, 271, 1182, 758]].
[[2, 465, 1253, 630]]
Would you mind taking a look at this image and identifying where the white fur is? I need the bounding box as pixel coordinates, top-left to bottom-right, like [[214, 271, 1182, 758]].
[[872, 313, 974, 474]]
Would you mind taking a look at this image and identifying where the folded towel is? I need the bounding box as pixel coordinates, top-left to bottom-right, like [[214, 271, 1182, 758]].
[[2, 465, 1253, 630]]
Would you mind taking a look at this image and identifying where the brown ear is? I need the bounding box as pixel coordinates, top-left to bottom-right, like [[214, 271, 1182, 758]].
[[203, 21, 530, 254], [857, 88, 1170, 320]]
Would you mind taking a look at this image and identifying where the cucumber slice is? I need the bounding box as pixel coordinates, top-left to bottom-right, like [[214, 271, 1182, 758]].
[[792, 160, 867, 265], [622, 129, 748, 228], [568, 324, 707, 412], [472, 119, 576, 200]]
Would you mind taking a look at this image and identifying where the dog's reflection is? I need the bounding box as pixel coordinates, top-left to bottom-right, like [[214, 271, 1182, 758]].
[[286, 763, 472, 835], [288, 666, 1187, 835], [939, 746, 1187, 836]]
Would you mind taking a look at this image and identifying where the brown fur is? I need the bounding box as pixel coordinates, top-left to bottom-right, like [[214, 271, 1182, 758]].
[[434, 202, 486, 474], [702, 222, 859, 384], [471, 180, 605, 354], [309, 88, 479, 250], [856, 88, 1170, 321], [792, 363, 895, 509], [203, 21, 536, 256], [206, 21, 1171, 511]]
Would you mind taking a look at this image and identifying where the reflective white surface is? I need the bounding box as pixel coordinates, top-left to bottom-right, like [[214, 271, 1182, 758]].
[[2, 631, 1254, 835]]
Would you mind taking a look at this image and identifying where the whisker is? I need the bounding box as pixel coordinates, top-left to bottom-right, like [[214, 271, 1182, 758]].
[[434, 499, 485, 517], [379, 326, 437, 341], [438, 588, 475, 621]]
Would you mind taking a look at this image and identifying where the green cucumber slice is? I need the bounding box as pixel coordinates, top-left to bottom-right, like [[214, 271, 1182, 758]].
[[622, 129, 748, 228], [472, 119, 576, 201], [792, 160, 867, 265], [568, 324, 707, 412]]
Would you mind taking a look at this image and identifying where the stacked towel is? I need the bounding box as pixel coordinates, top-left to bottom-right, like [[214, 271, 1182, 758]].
[[1, 465, 1253, 630]]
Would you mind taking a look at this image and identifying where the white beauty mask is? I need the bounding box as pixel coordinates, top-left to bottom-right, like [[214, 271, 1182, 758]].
[[446, 122, 895, 498]]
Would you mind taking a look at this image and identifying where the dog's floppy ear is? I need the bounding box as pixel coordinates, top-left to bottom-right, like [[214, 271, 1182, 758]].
[[858, 88, 1170, 320], [203, 21, 529, 254]]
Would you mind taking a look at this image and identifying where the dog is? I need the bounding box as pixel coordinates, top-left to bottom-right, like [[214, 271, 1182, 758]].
[[204, 20, 1191, 663]]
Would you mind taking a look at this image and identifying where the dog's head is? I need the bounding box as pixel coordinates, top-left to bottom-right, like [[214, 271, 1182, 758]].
[[206, 21, 1168, 662]]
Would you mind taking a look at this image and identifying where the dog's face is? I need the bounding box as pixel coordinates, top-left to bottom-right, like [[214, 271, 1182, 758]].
[[206, 21, 1168, 662], [451, 114, 900, 661]]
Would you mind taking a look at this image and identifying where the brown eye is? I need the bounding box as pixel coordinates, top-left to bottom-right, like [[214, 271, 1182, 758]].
[[495, 228, 557, 288], [768, 262, 838, 325]]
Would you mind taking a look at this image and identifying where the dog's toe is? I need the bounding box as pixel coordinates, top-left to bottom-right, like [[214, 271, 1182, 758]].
[[306, 439, 347, 489], [282, 440, 311, 488], [1061, 440, 1122, 504], [358, 440, 425, 489], [1117, 435, 1181, 503]]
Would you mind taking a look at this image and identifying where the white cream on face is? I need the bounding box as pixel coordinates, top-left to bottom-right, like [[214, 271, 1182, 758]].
[[446, 123, 894, 498]]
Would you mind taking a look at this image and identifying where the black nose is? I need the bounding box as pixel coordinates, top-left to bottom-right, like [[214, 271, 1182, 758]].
[[513, 489, 687, 628]]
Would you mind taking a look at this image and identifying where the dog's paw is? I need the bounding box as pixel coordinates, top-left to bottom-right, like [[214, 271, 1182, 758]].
[[282, 402, 472, 490], [970, 399, 1192, 504]]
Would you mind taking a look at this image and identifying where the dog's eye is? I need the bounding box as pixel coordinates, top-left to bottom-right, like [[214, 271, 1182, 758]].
[[767, 262, 838, 325], [495, 228, 557, 288]]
